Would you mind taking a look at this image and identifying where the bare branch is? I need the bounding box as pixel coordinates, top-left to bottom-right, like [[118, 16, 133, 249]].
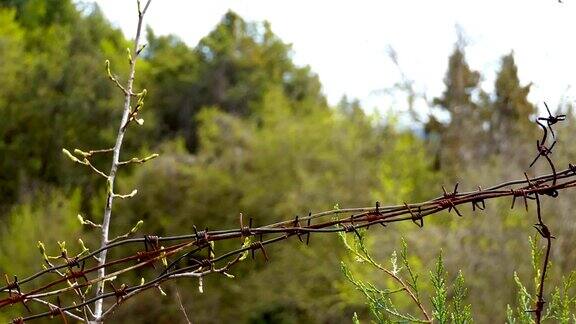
[[93, 0, 152, 320]]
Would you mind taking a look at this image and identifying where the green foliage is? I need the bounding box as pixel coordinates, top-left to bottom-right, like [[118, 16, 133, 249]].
[[343, 231, 575, 323], [492, 53, 536, 142], [1, 1, 575, 322], [0, 189, 84, 322], [430, 252, 449, 323], [400, 238, 421, 302], [0, 1, 329, 209], [108, 81, 438, 321], [145, 11, 326, 151], [116, 86, 403, 233], [0, 0, 132, 208], [373, 132, 439, 204], [339, 231, 472, 323], [0, 0, 77, 28], [0, 189, 83, 273], [426, 42, 537, 175], [485, 52, 538, 163], [505, 237, 576, 323], [452, 272, 473, 324], [433, 46, 480, 113], [340, 234, 425, 323], [427, 41, 483, 172]]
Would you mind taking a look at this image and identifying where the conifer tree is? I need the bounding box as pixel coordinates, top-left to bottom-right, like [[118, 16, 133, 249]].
[[428, 42, 484, 172], [490, 52, 536, 154]]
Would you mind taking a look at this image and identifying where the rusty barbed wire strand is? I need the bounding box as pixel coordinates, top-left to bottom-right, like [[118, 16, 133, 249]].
[[4, 164, 575, 295], [2, 173, 576, 321], [1, 105, 571, 322], [0, 168, 567, 293]]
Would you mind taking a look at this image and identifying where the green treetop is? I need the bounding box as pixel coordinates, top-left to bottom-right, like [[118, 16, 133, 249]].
[[145, 10, 326, 151], [428, 43, 484, 173], [489, 52, 537, 154]]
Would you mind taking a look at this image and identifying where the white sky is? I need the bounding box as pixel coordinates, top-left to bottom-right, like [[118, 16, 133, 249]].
[[90, 0, 576, 115]]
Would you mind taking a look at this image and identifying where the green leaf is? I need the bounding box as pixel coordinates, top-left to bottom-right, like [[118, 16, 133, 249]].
[[451, 271, 472, 324], [430, 252, 449, 323]]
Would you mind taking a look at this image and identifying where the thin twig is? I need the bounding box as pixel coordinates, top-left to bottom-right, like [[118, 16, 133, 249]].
[[93, 0, 152, 320], [175, 288, 192, 324], [29, 297, 85, 322]]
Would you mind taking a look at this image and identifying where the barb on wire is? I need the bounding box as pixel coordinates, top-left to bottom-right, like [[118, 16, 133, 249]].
[[438, 183, 462, 217], [405, 202, 424, 228], [538, 102, 566, 139]]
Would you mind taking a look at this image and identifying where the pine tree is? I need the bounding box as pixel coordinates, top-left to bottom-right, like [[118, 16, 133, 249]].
[[489, 52, 536, 154], [428, 42, 484, 173]]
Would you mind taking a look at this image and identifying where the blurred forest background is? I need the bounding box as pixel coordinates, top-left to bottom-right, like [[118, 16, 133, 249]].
[[1, 0, 576, 322]]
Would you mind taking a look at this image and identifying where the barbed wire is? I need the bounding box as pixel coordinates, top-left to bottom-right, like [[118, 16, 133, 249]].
[[2, 167, 574, 292], [1, 120, 574, 322]]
